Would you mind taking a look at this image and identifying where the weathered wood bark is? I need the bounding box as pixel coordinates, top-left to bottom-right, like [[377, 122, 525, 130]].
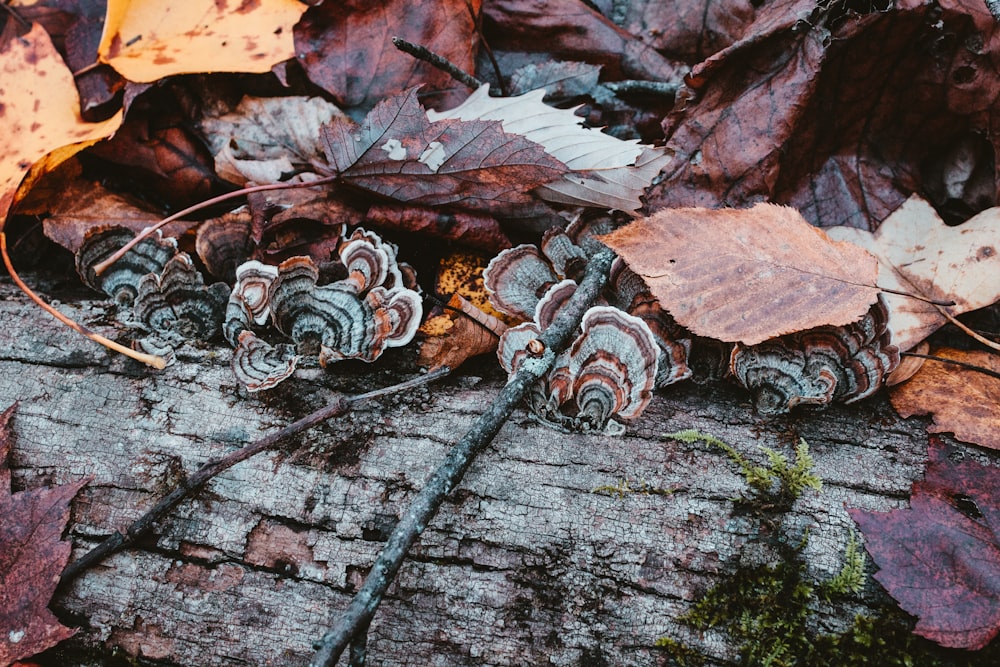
[[1, 275, 936, 666]]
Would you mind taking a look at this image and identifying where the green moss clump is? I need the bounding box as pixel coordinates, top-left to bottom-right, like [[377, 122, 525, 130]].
[[591, 478, 674, 498]]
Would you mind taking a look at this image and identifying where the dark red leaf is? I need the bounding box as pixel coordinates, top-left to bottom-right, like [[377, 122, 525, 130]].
[[294, 0, 481, 112], [365, 204, 512, 253], [645, 0, 1000, 230], [850, 438, 1000, 649], [320, 88, 567, 214], [0, 403, 86, 665]]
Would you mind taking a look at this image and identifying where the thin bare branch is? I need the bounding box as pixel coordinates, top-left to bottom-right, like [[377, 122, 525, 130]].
[[310, 247, 616, 667], [58, 366, 450, 588]]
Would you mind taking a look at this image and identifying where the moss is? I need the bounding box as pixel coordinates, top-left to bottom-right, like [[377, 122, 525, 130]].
[[657, 430, 1000, 667], [665, 430, 821, 502], [591, 478, 675, 498]]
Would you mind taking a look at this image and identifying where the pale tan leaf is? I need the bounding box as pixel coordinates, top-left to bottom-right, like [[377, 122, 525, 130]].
[[199, 96, 348, 185], [827, 195, 1000, 352], [600, 203, 880, 345], [98, 0, 307, 82], [427, 84, 670, 213], [890, 348, 1000, 451]]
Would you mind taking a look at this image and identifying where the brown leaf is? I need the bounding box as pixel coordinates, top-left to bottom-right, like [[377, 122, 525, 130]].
[[890, 348, 1000, 451], [599, 203, 880, 344], [483, 0, 687, 83], [645, 0, 1000, 231], [42, 180, 192, 253], [418, 294, 504, 372], [365, 204, 512, 254], [320, 88, 567, 215], [0, 23, 122, 227], [97, 0, 307, 82], [0, 403, 86, 664], [294, 0, 481, 112], [827, 196, 1000, 352]]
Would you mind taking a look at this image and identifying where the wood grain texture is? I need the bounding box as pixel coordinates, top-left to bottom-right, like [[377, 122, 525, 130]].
[[0, 275, 932, 666]]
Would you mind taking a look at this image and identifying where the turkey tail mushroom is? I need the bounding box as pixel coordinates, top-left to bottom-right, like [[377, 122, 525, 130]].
[[75, 226, 177, 307]]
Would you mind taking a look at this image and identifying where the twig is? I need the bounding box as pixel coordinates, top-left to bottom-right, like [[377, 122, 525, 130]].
[[58, 367, 450, 588], [391, 37, 485, 92], [935, 306, 1000, 353], [310, 247, 616, 667], [465, 0, 508, 96], [93, 175, 340, 276], [604, 80, 680, 98], [0, 232, 167, 369], [901, 352, 1000, 381], [0, 1, 30, 29]]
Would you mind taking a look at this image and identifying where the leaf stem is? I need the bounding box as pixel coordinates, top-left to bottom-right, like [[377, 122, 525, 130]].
[[900, 352, 1000, 381], [57, 366, 450, 588], [309, 247, 617, 667], [1, 232, 166, 369], [92, 175, 339, 276]]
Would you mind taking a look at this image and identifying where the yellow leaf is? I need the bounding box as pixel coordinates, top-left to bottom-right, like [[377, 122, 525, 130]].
[[98, 0, 307, 82], [1, 24, 123, 227]]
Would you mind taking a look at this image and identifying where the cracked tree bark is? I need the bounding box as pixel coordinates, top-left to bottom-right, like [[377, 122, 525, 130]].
[[1, 274, 938, 666]]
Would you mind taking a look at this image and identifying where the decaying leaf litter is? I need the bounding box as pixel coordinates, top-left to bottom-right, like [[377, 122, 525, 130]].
[[2, 0, 1000, 663]]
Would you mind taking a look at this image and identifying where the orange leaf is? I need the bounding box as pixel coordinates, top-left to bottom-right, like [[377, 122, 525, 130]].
[[600, 203, 880, 345], [0, 404, 87, 664], [0, 24, 122, 227], [890, 348, 1000, 451], [97, 0, 307, 82]]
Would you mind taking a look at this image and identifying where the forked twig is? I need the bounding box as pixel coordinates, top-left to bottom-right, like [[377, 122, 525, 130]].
[[58, 366, 450, 588], [310, 247, 616, 667]]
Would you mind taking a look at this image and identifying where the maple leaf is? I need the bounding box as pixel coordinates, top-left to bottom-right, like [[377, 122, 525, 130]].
[[0, 24, 122, 227], [428, 84, 672, 213], [97, 0, 307, 82], [295, 0, 481, 112], [599, 203, 880, 345], [0, 404, 86, 665], [889, 348, 1000, 451], [319, 88, 567, 214], [850, 438, 1000, 650], [827, 195, 1000, 352]]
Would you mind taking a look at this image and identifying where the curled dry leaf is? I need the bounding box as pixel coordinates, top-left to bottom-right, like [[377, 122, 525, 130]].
[[97, 0, 308, 82], [850, 438, 1000, 650], [428, 85, 672, 213], [418, 294, 506, 372], [0, 24, 122, 226], [365, 204, 512, 254], [600, 203, 881, 345], [827, 195, 1000, 352], [890, 347, 1000, 451], [0, 404, 86, 665], [199, 96, 348, 186]]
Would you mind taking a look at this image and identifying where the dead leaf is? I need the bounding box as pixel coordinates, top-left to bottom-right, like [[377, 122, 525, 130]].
[[365, 204, 512, 254], [889, 348, 1000, 450], [199, 96, 349, 186], [429, 85, 671, 213], [850, 438, 1000, 649], [97, 0, 307, 82], [320, 88, 567, 214], [599, 203, 880, 345], [0, 23, 122, 227], [294, 0, 481, 112], [646, 0, 1000, 232], [0, 403, 86, 664], [42, 180, 192, 253], [508, 60, 603, 98], [483, 0, 687, 83], [827, 195, 1000, 352], [418, 294, 504, 371]]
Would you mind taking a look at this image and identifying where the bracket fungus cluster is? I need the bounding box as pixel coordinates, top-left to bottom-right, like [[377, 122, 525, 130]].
[[730, 297, 900, 417], [225, 227, 423, 391], [486, 228, 689, 433], [76, 226, 229, 364]]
